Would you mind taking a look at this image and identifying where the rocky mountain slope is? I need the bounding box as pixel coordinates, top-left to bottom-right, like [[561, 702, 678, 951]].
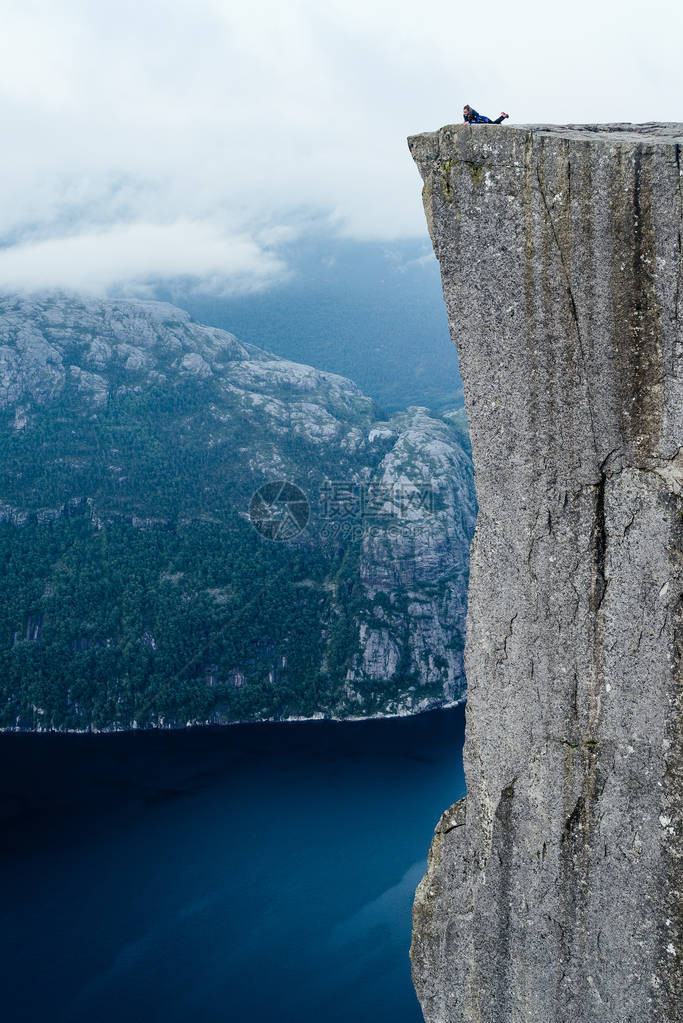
[[408, 124, 682, 1023], [0, 294, 476, 729]]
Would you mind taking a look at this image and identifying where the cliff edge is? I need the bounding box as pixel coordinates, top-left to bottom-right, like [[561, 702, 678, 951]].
[[408, 124, 682, 1022]]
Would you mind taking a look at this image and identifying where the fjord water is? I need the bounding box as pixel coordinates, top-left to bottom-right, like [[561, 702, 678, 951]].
[[1, 707, 465, 1023]]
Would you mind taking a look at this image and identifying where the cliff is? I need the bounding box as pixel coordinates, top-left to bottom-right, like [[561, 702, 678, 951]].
[[408, 124, 682, 1021]]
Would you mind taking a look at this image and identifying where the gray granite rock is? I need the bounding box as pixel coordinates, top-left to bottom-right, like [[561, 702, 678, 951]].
[[408, 124, 682, 1022], [346, 406, 476, 712]]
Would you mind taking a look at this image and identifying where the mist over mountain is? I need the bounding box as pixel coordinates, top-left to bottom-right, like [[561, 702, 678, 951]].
[[154, 235, 464, 414]]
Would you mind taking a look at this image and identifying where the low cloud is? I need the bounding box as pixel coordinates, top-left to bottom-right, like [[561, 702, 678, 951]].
[[0, 221, 288, 295]]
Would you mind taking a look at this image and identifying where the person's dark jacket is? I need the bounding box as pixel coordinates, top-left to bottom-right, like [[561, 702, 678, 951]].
[[464, 108, 491, 123]]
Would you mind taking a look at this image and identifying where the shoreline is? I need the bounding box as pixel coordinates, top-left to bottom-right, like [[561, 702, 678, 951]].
[[0, 696, 466, 737]]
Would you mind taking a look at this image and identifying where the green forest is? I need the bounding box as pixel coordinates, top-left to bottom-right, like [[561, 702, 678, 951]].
[[0, 510, 371, 729]]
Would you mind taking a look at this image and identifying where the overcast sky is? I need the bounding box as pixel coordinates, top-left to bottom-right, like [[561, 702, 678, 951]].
[[2, 0, 681, 294]]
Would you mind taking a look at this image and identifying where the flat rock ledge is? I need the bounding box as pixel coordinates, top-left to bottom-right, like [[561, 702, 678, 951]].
[[408, 124, 682, 1022]]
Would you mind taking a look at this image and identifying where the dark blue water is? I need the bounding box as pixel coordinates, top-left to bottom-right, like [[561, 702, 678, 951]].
[[0, 707, 465, 1023]]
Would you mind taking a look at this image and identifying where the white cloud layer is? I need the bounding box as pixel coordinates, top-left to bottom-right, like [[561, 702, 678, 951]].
[[0, 221, 288, 295], [1, 0, 681, 292]]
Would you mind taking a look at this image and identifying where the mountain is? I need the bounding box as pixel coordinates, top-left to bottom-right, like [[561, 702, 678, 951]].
[[0, 294, 476, 730]]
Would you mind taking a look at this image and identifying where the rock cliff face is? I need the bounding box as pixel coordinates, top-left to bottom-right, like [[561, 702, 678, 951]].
[[408, 124, 682, 1022]]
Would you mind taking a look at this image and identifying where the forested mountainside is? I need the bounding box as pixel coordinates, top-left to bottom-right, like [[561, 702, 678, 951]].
[[0, 295, 475, 730]]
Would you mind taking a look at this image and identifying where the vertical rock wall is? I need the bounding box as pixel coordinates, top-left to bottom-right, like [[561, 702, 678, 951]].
[[408, 124, 682, 1022]]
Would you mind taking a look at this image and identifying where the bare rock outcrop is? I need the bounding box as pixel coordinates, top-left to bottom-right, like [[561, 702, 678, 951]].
[[408, 124, 682, 1022]]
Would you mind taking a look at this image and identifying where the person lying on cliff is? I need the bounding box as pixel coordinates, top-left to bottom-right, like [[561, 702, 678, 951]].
[[463, 104, 509, 124]]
